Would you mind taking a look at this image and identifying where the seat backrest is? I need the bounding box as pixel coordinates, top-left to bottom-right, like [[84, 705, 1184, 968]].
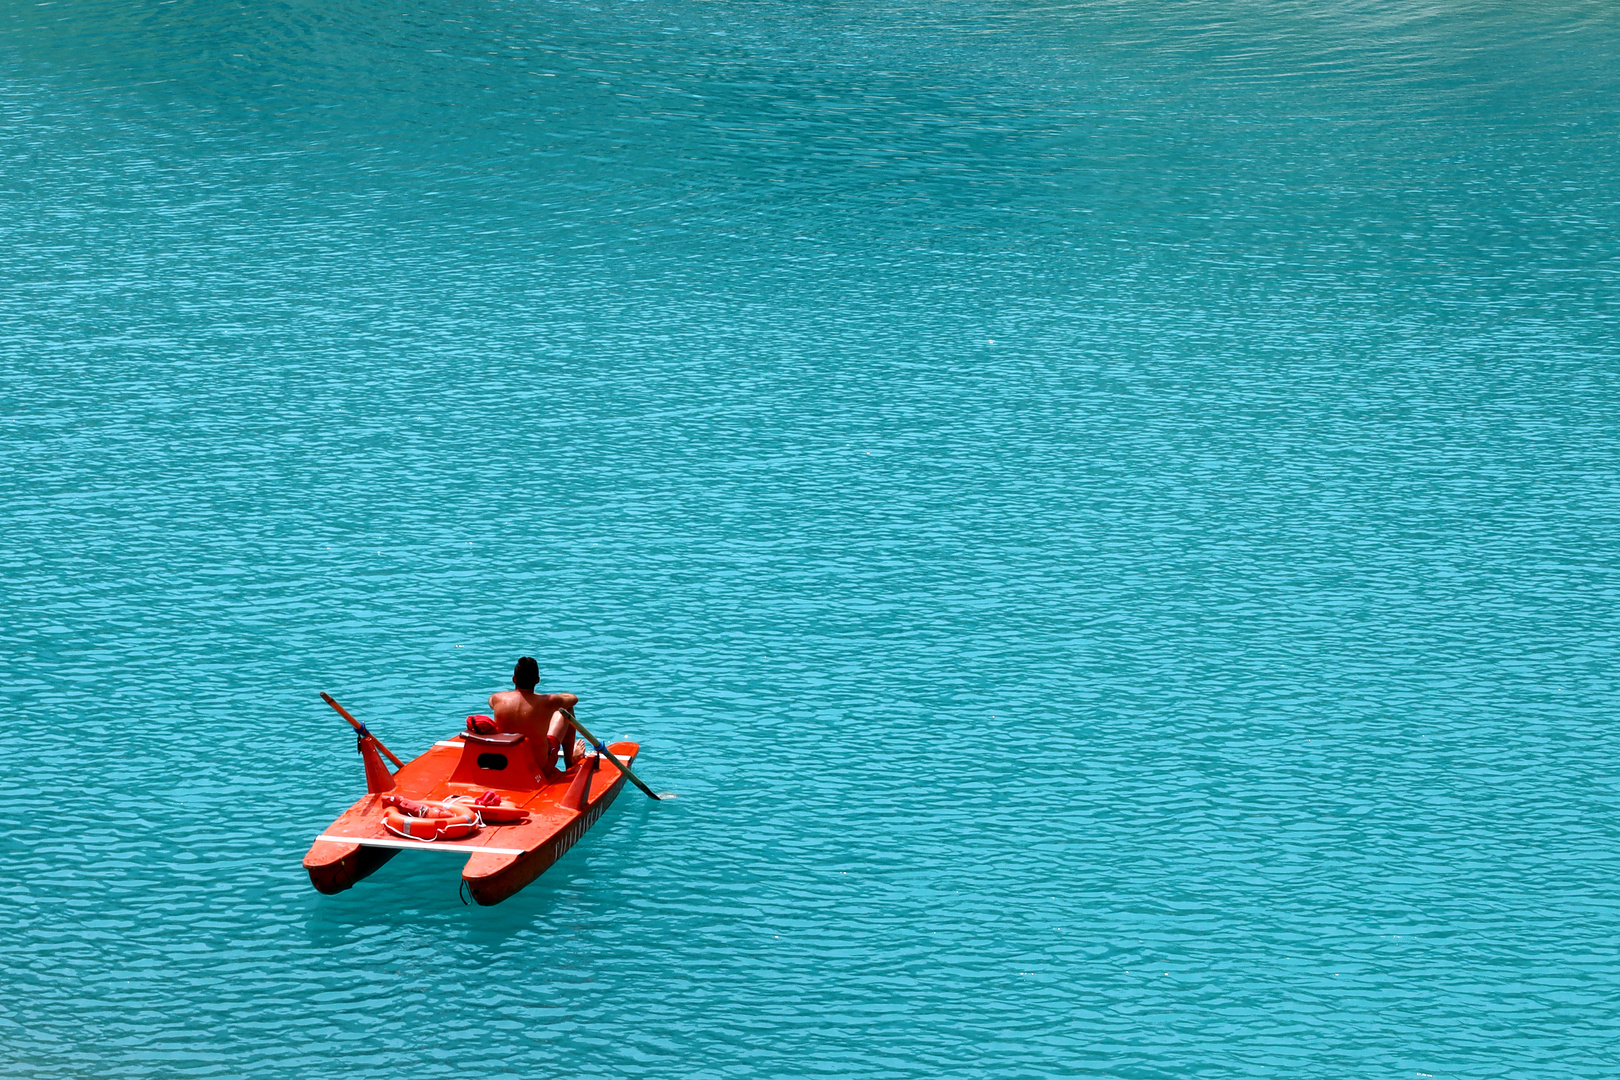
[[461, 731, 526, 747], [449, 730, 545, 789]]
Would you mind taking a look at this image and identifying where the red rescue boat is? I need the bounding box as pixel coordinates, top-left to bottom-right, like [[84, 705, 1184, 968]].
[[304, 712, 642, 906]]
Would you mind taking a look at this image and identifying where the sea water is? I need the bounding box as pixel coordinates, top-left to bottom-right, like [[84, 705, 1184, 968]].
[[3, 1, 1619, 1076]]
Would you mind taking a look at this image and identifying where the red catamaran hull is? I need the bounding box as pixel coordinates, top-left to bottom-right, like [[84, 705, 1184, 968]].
[[459, 775, 628, 904], [304, 730, 639, 906]]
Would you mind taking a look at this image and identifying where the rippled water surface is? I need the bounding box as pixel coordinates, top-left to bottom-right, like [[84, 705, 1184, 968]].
[[4, 0, 1619, 1076]]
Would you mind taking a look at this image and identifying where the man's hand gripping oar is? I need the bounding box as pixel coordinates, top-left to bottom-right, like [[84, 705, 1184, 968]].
[[562, 708, 661, 801], [321, 691, 405, 769]]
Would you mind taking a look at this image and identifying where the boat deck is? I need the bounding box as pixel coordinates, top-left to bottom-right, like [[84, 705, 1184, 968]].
[[305, 733, 640, 904]]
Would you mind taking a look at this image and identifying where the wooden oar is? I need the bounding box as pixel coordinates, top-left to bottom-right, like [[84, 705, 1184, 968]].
[[562, 708, 661, 801], [321, 691, 405, 769]]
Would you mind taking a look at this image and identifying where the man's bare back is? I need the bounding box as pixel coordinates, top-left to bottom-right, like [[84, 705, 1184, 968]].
[[490, 657, 583, 770]]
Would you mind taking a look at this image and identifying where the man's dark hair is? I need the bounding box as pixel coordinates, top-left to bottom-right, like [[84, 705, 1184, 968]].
[[513, 656, 539, 691]]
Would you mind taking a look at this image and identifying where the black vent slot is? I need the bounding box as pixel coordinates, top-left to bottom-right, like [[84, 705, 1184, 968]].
[[476, 753, 509, 771]]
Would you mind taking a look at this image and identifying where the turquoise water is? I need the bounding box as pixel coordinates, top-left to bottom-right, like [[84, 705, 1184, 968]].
[[4, 0, 1620, 1075]]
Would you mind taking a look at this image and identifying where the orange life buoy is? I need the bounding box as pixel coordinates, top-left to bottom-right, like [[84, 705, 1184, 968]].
[[478, 804, 526, 824], [382, 798, 479, 841]]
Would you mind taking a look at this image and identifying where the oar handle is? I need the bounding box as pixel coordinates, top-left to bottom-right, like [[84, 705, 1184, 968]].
[[562, 709, 660, 801], [321, 692, 405, 769]]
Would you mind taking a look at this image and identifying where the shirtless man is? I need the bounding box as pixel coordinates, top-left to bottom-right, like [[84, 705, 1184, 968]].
[[488, 656, 586, 772]]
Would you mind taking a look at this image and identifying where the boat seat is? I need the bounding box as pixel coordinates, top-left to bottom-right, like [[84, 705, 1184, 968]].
[[451, 728, 546, 788], [462, 731, 527, 747]]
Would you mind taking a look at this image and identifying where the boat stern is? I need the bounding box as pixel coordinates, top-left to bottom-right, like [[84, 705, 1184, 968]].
[[303, 838, 398, 895]]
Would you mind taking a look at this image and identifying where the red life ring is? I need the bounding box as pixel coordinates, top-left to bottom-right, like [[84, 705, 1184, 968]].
[[476, 802, 527, 825], [382, 796, 479, 841], [447, 792, 527, 825]]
